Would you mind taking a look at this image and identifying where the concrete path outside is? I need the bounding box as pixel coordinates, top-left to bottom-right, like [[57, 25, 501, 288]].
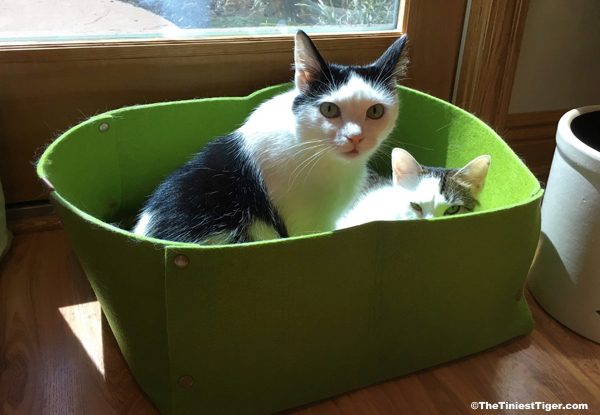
[[0, 0, 176, 39]]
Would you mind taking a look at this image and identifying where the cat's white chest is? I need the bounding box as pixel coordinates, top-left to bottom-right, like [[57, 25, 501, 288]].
[[271, 166, 365, 235]]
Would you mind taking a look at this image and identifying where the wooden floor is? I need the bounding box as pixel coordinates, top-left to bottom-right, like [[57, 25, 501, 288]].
[[1, 227, 599, 415]]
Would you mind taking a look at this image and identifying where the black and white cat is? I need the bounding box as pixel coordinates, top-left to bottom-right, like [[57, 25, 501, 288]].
[[337, 148, 491, 229], [133, 30, 408, 244]]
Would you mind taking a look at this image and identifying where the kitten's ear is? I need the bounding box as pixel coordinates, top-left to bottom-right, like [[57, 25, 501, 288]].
[[392, 148, 422, 187], [453, 155, 491, 196], [372, 34, 409, 86], [294, 30, 327, 91]]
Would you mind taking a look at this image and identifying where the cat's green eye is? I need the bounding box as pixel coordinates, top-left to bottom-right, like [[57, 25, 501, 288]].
[[410, 202, 422, 213], [366, 103, 385, 119], [444, 205, 461, 215], [319, 102, 341, 118]]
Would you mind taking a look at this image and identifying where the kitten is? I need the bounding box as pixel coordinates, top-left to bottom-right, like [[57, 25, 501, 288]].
[[337, 148, 491, 229], [133, 30, 408, 244]]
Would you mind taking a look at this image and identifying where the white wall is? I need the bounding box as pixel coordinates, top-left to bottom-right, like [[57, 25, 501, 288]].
[[509, 0, 600, 113]]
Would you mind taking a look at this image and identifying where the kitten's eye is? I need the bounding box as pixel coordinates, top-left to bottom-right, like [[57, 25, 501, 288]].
[[410, 202, 422, 213], [319, 102, 340, 118], [444, 205, 461, 215], [366, 104, 385, 119]]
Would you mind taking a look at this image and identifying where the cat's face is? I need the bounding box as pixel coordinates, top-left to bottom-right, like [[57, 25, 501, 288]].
[[292, 31, 408, 162], [391, 148, 491, 219]]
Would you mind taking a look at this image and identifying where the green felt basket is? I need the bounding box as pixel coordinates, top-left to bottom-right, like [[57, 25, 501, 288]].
[[37, 84, 542, 414]]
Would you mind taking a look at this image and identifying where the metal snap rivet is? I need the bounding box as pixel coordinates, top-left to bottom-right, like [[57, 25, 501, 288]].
[[174, 254, 190, 269], [99, 122, 110, 132], [178, 375, 194, 389]]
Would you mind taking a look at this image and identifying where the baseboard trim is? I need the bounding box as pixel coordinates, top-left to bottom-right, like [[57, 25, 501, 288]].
[[6, 201, 62, 234], [503, 109, 567, 184], [505, 109, 566, 129]]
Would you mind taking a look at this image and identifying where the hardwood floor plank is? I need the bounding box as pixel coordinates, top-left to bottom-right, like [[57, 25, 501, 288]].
[[1, 230, 599, 414]]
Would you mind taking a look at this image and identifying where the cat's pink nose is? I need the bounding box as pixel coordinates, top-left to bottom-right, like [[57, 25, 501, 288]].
[[346, 134, 364, 145]]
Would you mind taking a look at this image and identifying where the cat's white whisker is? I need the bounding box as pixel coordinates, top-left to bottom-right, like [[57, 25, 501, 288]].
[[302, 147, 334, 186], [379, 140, 435, 152], [286, 144, 330, 190]]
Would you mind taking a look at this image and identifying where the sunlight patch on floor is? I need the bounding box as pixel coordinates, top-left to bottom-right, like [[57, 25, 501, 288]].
[[59, 300, 105, 378]]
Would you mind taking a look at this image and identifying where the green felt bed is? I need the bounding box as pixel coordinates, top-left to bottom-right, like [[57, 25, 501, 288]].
[[37, 84, 542, 414]]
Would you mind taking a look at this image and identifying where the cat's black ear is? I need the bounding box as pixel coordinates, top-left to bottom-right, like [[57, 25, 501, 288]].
[[372, 34, 409, 86], [294, 30, 327, 91]]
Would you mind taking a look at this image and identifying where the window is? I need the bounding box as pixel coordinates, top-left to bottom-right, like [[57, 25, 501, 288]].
[[1, 0, 402, 43]]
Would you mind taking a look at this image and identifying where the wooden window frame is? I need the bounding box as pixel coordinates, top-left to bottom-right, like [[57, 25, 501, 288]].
[[453, 0, 558, 182], [453, 0, 530, 130]]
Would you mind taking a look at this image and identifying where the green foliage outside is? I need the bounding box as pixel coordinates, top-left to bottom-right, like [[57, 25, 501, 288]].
[[210, 0, 397, 27]]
